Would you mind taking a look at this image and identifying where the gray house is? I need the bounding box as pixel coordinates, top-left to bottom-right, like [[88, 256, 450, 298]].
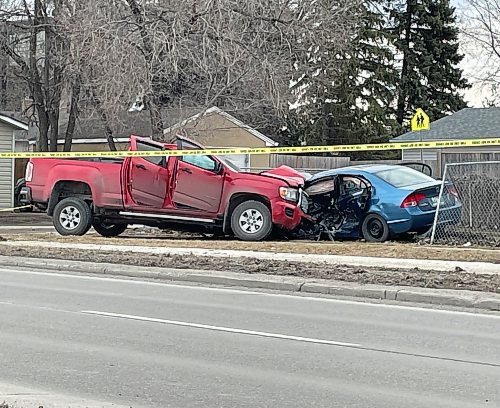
[[0, 113, 28, 209], [391, 108, 500, 177]]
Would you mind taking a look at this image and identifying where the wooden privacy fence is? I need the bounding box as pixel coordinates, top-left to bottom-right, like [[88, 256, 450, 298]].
[[441, 153, 500, 178], [270, 154, 350, 172]]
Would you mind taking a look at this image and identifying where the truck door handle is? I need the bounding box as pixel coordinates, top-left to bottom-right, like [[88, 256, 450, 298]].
[[135, 164, 147, 170], [181, 167, 192, 174]]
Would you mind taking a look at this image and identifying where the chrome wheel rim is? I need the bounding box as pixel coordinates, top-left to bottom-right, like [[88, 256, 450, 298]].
[[239, 209, 264, 234], [59, 206, 81, 230]]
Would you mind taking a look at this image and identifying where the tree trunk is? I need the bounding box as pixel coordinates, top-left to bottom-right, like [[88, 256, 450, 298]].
[[0, 25, 7, 110], [90, 88, 116, 151], [32, 0, 49, 151], [48, 111, 59, 152], [103, 118, 117, 151], [126, 0, 164, 139], [36, 108, 49, 152], [64, 80, 81, 152], [144, 94, 164, 139]]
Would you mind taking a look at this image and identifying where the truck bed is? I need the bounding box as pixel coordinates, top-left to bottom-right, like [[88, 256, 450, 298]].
[[28, 158, 124, 209]]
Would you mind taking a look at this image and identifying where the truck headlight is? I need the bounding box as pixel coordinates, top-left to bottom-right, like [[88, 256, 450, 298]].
[[279, 187, 299, 202]]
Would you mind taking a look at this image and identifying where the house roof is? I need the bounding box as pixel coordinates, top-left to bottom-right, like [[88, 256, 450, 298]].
[[0, 112, 28, 131], [163, 106, 279, 147], [391, 108, 500, 142]]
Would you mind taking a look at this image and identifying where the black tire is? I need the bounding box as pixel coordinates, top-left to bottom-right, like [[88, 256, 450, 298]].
[[14, 188, 32, 212], [93, 221, 128, 237], [82, 221, 93, 235], [362, 214, 390, 243], [14, 195, 32, 212], [53, 198, 92, 236], [231, 200, 273, 241]]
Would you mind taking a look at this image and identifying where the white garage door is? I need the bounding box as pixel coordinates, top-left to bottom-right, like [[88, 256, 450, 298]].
[[0, 127, 14, 209]]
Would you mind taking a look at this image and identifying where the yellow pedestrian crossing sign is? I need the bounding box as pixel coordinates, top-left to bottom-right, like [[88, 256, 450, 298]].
[[411, 108, 430, 131]]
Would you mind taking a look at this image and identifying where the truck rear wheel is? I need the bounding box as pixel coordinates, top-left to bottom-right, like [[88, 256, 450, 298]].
[[93, 221, 128, 237], [53, 197, 92, 236], [231, 200, 272, 241]]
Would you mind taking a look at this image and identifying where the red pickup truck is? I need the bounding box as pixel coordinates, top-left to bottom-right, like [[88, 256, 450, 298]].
[[21, 136, 308, 241]]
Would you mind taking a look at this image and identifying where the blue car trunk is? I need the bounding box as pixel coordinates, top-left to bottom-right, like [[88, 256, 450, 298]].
[[403, 181, 459, 212]]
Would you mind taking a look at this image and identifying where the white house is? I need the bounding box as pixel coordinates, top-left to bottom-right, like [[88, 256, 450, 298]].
[[0, 113, 28, 209]]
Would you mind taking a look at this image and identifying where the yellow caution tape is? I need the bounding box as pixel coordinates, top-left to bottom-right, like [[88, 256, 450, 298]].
[[0, 205, 33, 212], [0, 138, 499, 159]]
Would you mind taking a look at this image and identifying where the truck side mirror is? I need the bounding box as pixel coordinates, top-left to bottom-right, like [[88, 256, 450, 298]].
[[214, 161, 224, 174]]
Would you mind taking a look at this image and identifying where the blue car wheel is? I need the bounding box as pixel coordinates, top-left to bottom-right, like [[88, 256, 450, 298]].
[[362, 214, 390, 243]]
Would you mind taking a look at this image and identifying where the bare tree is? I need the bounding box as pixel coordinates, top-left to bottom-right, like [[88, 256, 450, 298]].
[[462, 0, 500, 103], [58, 0, 148, 148], [0, 0, 80, 151], [67, 0, 360, 140], [2, 0, 360, 149]]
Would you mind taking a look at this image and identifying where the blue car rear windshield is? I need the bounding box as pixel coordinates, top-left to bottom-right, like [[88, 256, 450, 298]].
[[374, 167, 435, 188]]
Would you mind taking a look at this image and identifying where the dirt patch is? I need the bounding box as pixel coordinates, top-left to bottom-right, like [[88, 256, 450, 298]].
[[3, 230, 499, 264], [1, 245, 499, 293], [0, 212, 52, 226]]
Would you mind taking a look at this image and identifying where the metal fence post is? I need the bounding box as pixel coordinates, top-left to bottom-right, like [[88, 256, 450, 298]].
[[430, 164, 448, 245], [468, 182, 473, 228]]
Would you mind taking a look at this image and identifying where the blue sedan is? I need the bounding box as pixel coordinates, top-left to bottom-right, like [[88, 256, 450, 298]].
[[302, 164, 462, 242]]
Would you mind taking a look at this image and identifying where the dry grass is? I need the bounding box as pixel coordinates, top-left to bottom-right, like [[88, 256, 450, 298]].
[[2, 230, 499, 264]]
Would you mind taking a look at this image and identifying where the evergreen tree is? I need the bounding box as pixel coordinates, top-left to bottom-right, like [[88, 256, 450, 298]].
[[283, 1, 399, 157], [389, 0, 469, 125], [324, 1, 399, 148]]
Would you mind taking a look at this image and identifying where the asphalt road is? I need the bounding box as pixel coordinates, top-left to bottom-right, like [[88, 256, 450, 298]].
[[1, 265, 500, 408]]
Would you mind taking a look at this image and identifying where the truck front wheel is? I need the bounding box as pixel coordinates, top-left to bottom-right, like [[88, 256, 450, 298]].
[[231, 200, 273, 241], [53, 197, 92, 236], [93, 221, 128, 237]]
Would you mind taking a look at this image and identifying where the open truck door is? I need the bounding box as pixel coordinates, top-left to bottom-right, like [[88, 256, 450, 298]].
[[126, 137, 169, 208]]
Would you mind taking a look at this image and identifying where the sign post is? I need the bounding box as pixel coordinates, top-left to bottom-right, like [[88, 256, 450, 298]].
[[411, 108, 430, 162]]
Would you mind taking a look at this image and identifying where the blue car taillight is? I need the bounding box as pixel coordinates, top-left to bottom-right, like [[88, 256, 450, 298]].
[[401, 192, 426, 208]]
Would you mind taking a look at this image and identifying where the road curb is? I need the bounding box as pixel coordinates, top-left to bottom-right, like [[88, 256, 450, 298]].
[[1, 255, 500, 311], [300, 282, 386, 300]]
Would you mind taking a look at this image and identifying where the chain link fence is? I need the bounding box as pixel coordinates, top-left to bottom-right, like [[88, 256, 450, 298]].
[[431, 161, 500, 247]]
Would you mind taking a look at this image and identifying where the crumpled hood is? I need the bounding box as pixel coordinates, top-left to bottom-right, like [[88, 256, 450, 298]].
[[260, 165, 306, 187]]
